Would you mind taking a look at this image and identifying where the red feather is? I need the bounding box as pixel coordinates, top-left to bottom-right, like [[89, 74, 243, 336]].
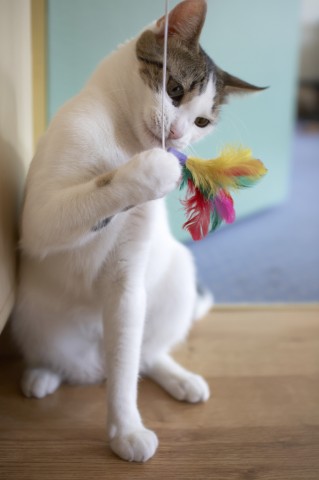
[[182, 180, 211, 241]]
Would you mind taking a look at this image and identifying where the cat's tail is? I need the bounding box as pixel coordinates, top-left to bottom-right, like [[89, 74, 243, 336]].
[[194, 283, 214, 321]]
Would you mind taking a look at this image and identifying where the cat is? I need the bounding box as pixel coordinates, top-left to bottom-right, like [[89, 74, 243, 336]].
[[12, 0, 262, 463]]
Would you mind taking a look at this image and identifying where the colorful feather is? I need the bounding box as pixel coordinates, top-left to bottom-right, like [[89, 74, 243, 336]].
[[182, 180, 211, 241], [184, 147, 267, 196], [168, 146, 267, 241], [213, 189, 235, 224]]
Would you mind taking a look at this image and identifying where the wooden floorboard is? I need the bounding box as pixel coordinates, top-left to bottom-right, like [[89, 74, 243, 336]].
[[0, 306, 319, 479]]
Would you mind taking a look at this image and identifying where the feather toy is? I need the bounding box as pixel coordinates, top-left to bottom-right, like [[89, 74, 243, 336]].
[[168, 146, 267, 241]]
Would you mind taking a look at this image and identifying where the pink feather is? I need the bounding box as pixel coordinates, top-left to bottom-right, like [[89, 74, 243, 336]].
[[214, 190, 235, 224]]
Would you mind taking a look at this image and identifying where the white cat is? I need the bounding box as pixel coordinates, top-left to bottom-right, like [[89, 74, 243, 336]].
[[12, 0, 261, 462]]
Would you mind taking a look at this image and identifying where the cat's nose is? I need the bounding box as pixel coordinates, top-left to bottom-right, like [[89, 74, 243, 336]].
[[168, 125, 183, 140]]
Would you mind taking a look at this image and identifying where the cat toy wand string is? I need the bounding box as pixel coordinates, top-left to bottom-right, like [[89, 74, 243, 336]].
[[161, 0, 169, 150], [161, 1, 188, 169], [161, 1, 187, 169]]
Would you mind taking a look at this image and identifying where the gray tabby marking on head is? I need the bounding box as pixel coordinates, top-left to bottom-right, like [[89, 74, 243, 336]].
[[136, 31, 212, 105]]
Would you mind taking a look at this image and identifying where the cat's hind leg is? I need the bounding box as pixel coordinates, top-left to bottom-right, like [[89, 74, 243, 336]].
[[18, 330, 105, 398], [13, 299, 105, 398], [21, 367, 62, 399], [147, 353, 210, 403]]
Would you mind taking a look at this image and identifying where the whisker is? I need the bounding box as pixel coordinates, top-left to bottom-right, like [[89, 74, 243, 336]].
[[220, 109, 249, 145], [185, 144, 200, 157]]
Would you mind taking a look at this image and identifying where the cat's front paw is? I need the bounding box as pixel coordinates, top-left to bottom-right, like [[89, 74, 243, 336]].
[[130, 148, 182, 202], [110, 428, 158, 462]]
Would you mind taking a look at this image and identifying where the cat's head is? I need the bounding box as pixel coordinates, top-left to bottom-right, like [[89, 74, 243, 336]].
[[134, 0, 264, 150]]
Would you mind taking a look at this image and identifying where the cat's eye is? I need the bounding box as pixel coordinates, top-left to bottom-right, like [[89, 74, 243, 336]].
[[167, 78, 184, 105], [194, 117, 210, 128]]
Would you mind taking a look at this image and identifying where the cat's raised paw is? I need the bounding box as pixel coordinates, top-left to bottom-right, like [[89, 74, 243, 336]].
[[110, 428, 158, 462], [21, 368, 61, 398], [129, 148, 181, 201], [167, 373, 210, 403]]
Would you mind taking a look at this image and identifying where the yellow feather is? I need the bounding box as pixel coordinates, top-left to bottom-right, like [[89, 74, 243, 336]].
[[186, 147, 267, 196]]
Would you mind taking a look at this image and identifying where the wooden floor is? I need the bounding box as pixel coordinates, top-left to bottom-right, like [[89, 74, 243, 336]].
[[0, 305, 319, 480]]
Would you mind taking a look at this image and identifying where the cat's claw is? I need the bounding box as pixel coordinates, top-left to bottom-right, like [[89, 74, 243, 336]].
[[110, 428, 158, 462], [21, 368, 61, 398], [166, 373, 210, 403]]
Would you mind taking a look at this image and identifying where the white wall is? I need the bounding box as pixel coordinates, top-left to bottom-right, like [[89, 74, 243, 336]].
[[0, 0, 33, 332]]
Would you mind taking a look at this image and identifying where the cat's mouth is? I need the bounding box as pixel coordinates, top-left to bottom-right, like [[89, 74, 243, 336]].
[[143, 123, 185, 150]]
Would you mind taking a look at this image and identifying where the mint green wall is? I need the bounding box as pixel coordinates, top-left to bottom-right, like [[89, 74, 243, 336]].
[[47, 0, 300, 241]]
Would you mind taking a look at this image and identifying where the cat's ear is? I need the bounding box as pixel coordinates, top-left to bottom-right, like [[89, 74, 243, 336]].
[[222, 71, 267, 97], [155, 0, 207, 44]]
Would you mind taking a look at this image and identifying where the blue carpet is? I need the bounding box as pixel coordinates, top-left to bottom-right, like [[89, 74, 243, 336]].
[[187, 128, 319, 303]]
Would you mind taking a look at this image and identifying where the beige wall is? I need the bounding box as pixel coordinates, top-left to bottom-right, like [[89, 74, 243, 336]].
[[0, 0, 33, 332]]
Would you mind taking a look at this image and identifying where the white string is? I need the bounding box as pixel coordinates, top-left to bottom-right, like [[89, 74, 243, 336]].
[[161, 0, 169, 150]]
